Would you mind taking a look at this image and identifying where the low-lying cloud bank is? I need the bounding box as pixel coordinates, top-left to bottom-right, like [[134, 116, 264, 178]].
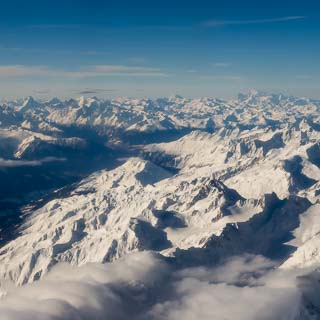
[[0, 252, 319, 319]]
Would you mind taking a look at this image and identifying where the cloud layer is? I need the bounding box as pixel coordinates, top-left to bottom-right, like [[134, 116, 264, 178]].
[[0, 252, 317, 320]]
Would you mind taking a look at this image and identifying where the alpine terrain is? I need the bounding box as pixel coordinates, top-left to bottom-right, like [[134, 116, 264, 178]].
[[1, 91, 320, 319]]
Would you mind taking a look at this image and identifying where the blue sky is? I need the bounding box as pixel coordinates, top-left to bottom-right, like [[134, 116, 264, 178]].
[[0, 0, 319, 99]]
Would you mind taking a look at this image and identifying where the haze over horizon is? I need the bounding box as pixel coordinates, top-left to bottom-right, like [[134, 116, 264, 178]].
[[0, 0, 319, 99]]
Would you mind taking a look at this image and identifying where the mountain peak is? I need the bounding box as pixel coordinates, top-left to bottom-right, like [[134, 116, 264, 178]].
[[19, 96, 40, 111], [48, 97, 62, 105]]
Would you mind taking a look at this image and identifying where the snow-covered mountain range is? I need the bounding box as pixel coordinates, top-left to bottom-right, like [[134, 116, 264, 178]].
[[2, 91, 320, 137], [1, 91, 320, 319]]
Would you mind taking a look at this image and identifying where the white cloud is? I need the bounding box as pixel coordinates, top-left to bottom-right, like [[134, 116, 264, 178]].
[[0, 252, 167, 320], [0, 253, 318, 320], [149, 256, 303, 320]]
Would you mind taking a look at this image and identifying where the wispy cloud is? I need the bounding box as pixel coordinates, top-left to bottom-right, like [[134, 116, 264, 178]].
[[186, 69, 198, 73], [94, 65, 161, 73], [198, 75, 244, 82], [211, 62, 232, 67], [295, 75, 312, 80], [0, 46, 110, 56], [127, 57, 148, 64], [0, 65, 50, 77], [0, 157, 65, 168], [203, 16, 306, 27], [0, 65, 169, 78], [24, 24, 85, 30], [75, 88, 118, 95], [33, 89, 51, 95]]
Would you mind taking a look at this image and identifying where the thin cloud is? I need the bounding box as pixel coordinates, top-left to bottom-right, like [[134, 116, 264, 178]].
[[79, 50, 107, 56], [24, 24, 86, 30], [0, 157, 65, 168], [0, 46, 108, 56], [203, 16, 306, 27], [295, 75, 312, 80], [211, 62, 232, 67], [76, 88, 118, 95], [0, 65, 169, 78], [33, 89, 51, 95], [21, 24, 190, 33], [0, 65, 51, 78], [94, 65, 161, 72], [198, 75, 244, 82], [127, 57, 148, 64]]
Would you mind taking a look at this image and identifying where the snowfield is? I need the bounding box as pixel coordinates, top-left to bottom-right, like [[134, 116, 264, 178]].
[[0, 91, 320, 319]]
